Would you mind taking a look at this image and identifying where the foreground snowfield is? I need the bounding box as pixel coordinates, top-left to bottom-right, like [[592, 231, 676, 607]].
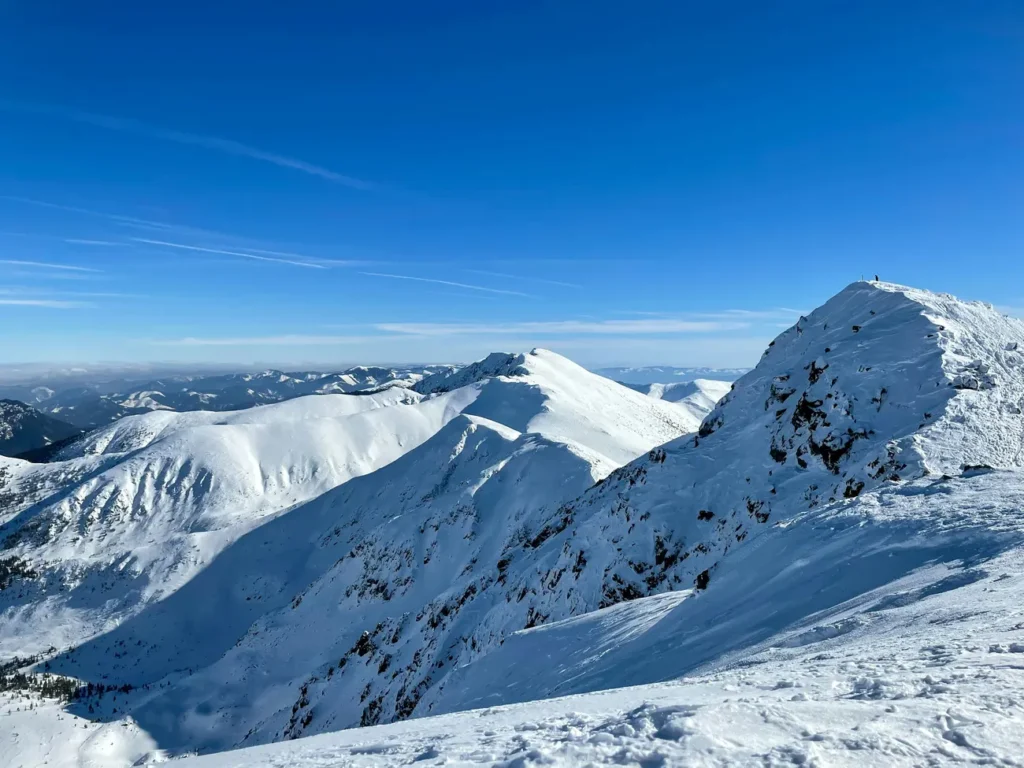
[[5, 281, 1024, 767], [10, 507, 1024, 767], [182, 471, 1024, 767]]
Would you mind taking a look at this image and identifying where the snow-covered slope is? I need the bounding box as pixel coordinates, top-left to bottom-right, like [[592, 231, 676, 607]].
[[1, 348, 691, 687], [0, 388, 477, 656], [171, 491, 1024, 766], [622, 378, 733, 422], [413, 349, 701, 464], [431, 470, 1024, 713], [476, 281, 1024, 629], [12, 471, 1024, 767], [7, 281, 1024, 768], [155, 280, 1024, 765], [0, 400, 80, 458], [58, 385, 420, 459], [22, 350, 696, 753]]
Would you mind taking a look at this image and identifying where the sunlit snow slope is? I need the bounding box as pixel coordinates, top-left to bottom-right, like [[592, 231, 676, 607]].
[[0, 388, 461, 654], [20, 350, 694, 754], [5, 281, 1024, 768], [169, 280, 1024, 767]]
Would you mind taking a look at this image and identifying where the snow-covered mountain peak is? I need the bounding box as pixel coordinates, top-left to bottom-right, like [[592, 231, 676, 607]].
[[699, 280, 1024, 481], [487, 281, 1024, 632], [412, 348, 599, 393], [415, 349, 701, 466], [413, 352, 532, 394]]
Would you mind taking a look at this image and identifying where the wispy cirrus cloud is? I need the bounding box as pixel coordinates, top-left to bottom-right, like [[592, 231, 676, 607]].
[[360, 272, 534, 297], [712, 307, 808, 319], [131, 238, 344, 269], [6, 270, 97, 282], [64, 239, 126, 246], [152, 334, 387, 346], [0, 298, 92, 308], [463, 269, 583, 290], [376, 319, 750, 335], [2, 196, 350, 270], [0, 101, 372, 189], [1, 195, 192, 234], [612, 307, 807, 321], [0, 258, 101, 273], [2, 231, 123, 246], [0, 288, 139, 299]]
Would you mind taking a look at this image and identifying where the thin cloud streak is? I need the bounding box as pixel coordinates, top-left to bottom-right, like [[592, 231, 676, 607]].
[[612, 308, 806, 321], [2, 231, 124, 246], [7, 270, 97, 282], [1, 195, 196, 233], [132, 238, 332, 269], [360, 272, 534, 297], [376, 319, 750, 335], [152, 334, 390, 346], [0, 101, 372, 189], [2, 196, 350, 266], [463, 269, 584, 289], [0, 298, 92, 308], [0, 288, 136, 298], [239, 245, 370, 267], [715, 308, 809, 318], [0, 259, 100, 273]]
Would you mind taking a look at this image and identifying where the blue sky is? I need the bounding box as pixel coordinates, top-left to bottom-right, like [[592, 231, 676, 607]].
[[1, 1, 1023, 368]]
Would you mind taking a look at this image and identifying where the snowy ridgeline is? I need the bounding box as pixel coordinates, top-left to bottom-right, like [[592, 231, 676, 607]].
[[3, 280, 1024, 767], [0, 364, 457, 431]]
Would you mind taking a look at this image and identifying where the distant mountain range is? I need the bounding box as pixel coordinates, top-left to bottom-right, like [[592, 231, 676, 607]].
[[0, 365, 456, 432], [620, 377, 733, 413], [592, 365, 750, 384], [0, 400, 81, 459], [0, 363, 740, 458]]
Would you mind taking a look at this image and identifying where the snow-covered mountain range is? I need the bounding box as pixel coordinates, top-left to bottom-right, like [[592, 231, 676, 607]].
[[0, 365, 455, 430], [0, 400, 80, 459], [3, 281, 1024, 767], [621, 378, 733, 423], [0, 351, 694, 679], [592, 365, 749, 385]]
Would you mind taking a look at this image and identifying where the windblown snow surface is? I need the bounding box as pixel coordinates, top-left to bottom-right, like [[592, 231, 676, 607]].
[[5, 282, 1024, 767]]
